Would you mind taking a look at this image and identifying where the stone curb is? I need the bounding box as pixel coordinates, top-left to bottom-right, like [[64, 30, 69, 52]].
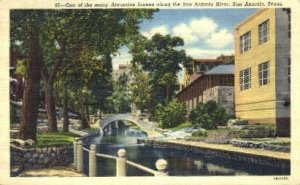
[[138, 139, 290, 169], [230, 139, 290, 153]]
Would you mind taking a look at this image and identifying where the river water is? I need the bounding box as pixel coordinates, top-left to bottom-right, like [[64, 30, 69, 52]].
[[83, 126, 289, 176]]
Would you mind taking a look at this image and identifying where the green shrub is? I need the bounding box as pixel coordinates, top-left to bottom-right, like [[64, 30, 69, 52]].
[[154, 99, 187, 129], [189, 100, 230, 130]]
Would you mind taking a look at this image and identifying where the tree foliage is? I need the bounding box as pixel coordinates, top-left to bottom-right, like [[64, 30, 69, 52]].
[[216, 54, 235, 64], [189, 100, 229, 130], [154, 99, 187, 129], [129, 33, 192, 115], [10, 9, 155, 139], [106, 73, 131, 113], [127, 64, 152, 112]]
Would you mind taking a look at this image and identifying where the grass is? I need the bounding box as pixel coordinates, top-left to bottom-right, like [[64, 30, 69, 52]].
[[33, 132, 79, 147], [128, 124, 141, 130], [168, 122, 192, 131]]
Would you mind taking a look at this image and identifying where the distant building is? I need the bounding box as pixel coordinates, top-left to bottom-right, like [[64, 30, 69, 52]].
[[176, 64, 235, 115], [234, 9, 290, 136], [112, 64, 130, 82], [181, 59, 225, 88]]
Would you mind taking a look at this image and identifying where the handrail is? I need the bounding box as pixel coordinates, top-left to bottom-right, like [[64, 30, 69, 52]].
[[85, 146, 157, 174], [126, 160, 157, 175], [96, 153, 118, 160], [83, 147, 90, 152], [84, 146, 117, 160], [74, 141, 168, 176]]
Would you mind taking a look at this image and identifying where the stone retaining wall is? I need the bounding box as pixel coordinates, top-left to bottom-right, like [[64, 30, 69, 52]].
[[11, 144, 73, 170], [138, 139, 290, 169], [203, 86, 235, 115], [203, 129, 275, 144], [230, 139, 290, 153]]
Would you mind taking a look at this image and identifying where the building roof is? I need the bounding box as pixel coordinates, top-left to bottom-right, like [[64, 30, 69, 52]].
[[190, 73, 201, 82], [193, 59, 224, 63], [205, 64, 234, 75]]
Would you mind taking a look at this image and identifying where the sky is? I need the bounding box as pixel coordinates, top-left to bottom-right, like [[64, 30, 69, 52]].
[[112, 8, 257, 69]]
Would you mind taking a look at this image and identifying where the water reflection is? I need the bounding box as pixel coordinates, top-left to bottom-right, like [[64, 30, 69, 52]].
[[83, 122, 289, 176]]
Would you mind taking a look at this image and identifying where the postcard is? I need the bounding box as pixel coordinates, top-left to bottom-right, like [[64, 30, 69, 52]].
[[0, 0, 300, 185]]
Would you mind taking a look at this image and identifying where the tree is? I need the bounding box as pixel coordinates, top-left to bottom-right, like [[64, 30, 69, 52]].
[[189, 100, 229, 130], [63, 47, 114, 129], [40, 9, 155, 131], [11, 10, 45, 141], [127, 64, 152, 112], [11, 9, 156, 136], [154, 99, 187, 129], [106, 73, 131, 114], [129, 34, 192, 115], [216, 54, 235, 64]]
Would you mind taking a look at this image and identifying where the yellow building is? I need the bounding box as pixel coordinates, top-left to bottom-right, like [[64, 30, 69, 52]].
[[234, 9, 290, 136]]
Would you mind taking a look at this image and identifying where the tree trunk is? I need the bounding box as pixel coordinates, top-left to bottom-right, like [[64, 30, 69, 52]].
[[85, 100, 90, 122], [62, 86, 69, 132], [45, 80, 57, 132], [81, 98, 89, 129], [19, 31, 42, 141]]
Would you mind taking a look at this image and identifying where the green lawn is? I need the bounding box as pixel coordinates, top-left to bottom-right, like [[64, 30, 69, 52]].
[[34, 132, 79, 147], [129, 124, 141, 130], [168, 122, 192, 131]]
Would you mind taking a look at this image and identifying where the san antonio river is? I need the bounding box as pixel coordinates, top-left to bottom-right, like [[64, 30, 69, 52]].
[[83, 124, 289, 176]]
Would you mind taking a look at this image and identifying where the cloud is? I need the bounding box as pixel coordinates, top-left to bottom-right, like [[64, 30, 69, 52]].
[[172, 17, 233, 48], [185, 47, 234, 59], [172, 23, 198, 44], [172, 17, 218, 45], [189, 17, 218, 38], [141, 25, 169, 38], [140, 17, 234, 59], [206, 29, 233, 49]]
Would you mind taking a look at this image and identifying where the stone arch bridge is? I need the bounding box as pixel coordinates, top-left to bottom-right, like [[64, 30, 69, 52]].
[[99, 114, 160, 136]]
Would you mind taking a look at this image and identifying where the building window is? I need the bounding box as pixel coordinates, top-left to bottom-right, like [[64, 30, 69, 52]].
[[259, 20, 269, 44], [258, 61, 270, 86], [239, 68, 251, 90], [240, 31, 251, 53]]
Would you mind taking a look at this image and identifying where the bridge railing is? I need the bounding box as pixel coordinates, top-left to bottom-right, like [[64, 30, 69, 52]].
[[74, 139, 168, 177]]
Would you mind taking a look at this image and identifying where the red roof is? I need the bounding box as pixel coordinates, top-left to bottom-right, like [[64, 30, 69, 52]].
[[190, 73, 201, 82]]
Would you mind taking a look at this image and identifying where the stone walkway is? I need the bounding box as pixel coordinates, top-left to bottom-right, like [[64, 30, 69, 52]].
[[18, 166, 85, 177], [166, 139, 290, 160]]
